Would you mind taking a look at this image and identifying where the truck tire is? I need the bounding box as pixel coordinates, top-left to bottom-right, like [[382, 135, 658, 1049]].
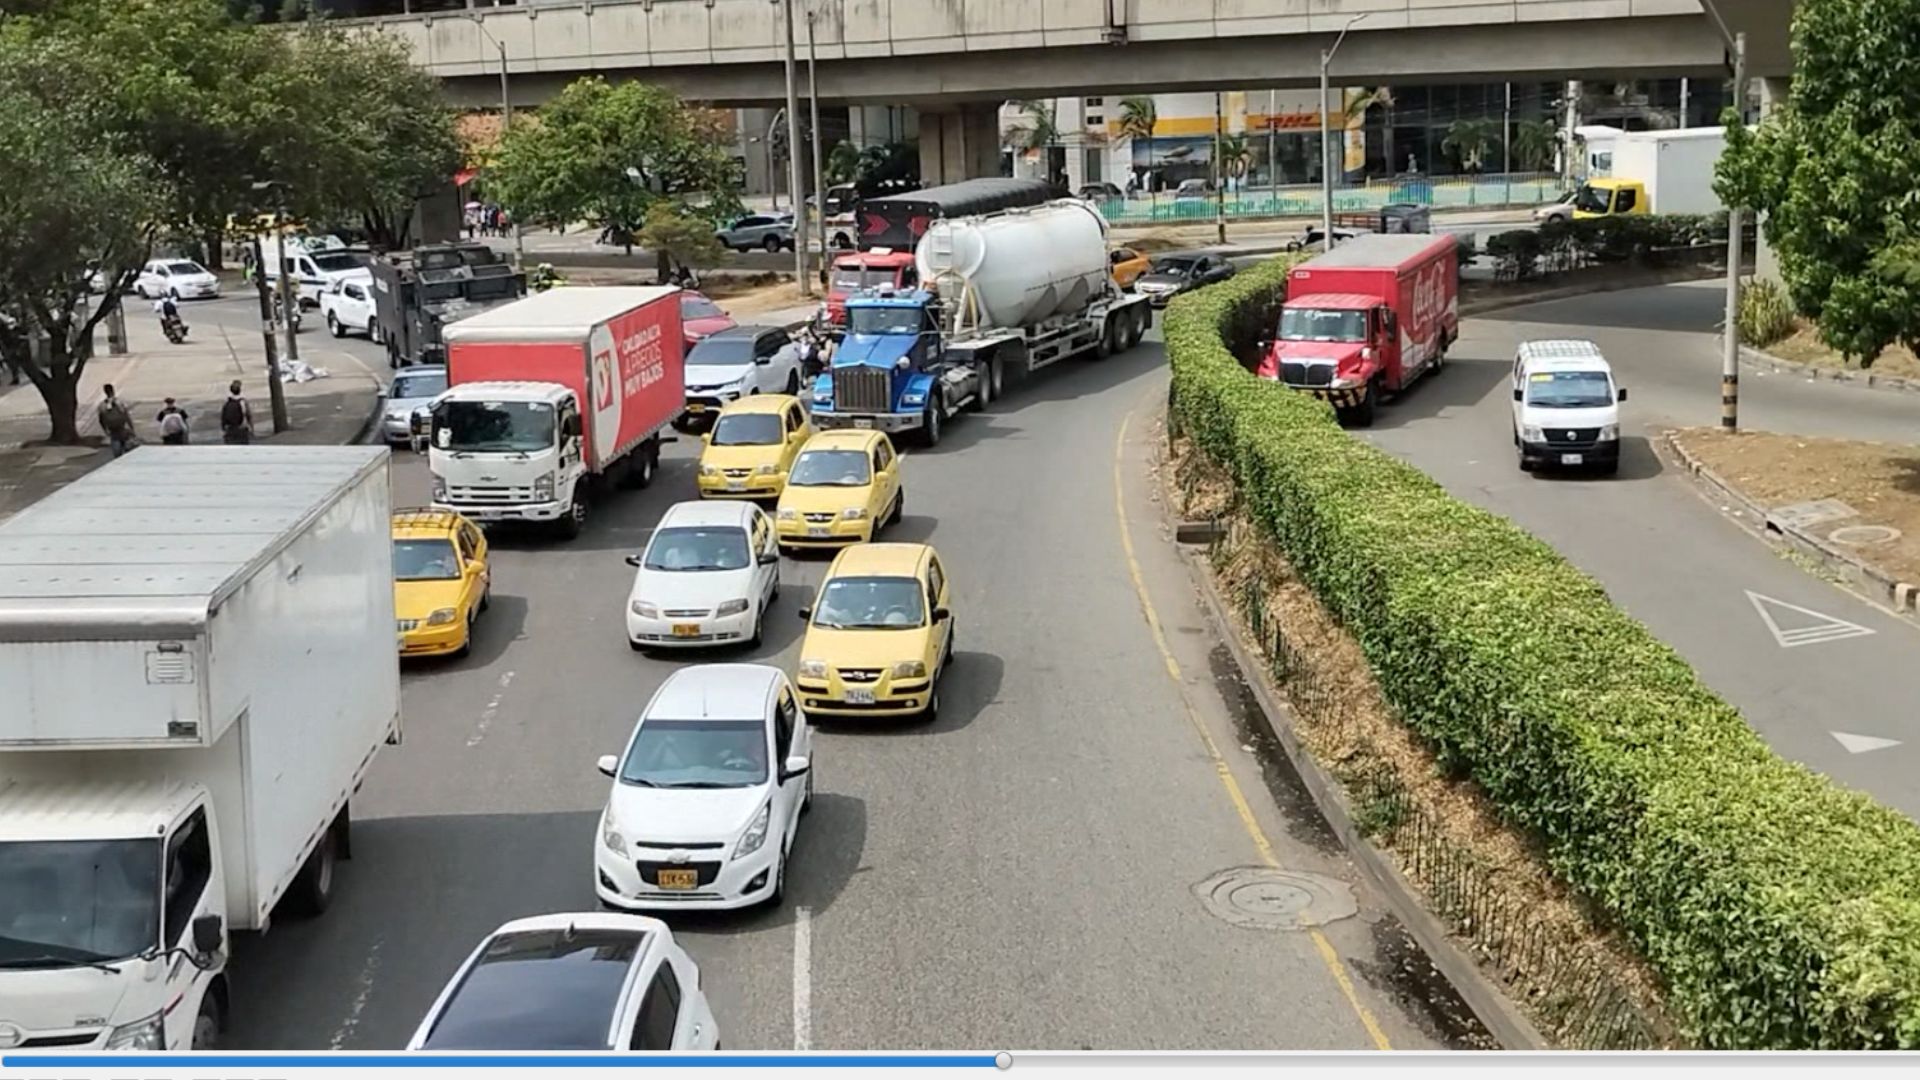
[[1095, 317, 1116, 360], [1352, 387, 1378, 428], [921, 395, 943, 448], [191, 991, 225, 1050], [285, 820, 339, 917], [632, 441, 659, 489], [1130, 306, 1150, 349], [557, 492, 588, 540]]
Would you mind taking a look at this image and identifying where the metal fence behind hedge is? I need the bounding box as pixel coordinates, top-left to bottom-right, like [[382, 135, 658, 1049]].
[[1093, 173, 1563, 225]]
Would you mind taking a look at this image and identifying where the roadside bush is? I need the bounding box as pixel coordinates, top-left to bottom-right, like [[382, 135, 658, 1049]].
[[1485, 229, 1543, 280], [1738, 277, 1797, 348], [1165, 258, 1920, 1049]]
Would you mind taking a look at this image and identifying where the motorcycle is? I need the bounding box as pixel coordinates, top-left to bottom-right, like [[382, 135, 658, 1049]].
[[796, 318, 831, 378], [160, 314, 189, 344]]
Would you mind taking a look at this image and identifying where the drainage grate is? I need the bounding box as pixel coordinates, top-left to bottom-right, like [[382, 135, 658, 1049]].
[[1194, 866, 1357, 931]]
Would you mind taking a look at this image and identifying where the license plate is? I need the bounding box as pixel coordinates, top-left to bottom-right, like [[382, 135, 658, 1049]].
[[844, 687, 876, 704], [672, 624, 700, 638], [853, 418, 873, 429], [1561, 453, 1584, 465], [727, 480, 746, 492], [657, 868, 698, 890], [807, 526, 829, 538], [686, 404, 706, 414]]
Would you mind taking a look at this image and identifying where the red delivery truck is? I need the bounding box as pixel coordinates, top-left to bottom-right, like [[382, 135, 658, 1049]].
[[430, 286, 686, 539], [1256, 233, 1458, 427]]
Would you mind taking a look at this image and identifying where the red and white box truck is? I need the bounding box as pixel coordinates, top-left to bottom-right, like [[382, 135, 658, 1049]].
[[429, 287, 686, 539]]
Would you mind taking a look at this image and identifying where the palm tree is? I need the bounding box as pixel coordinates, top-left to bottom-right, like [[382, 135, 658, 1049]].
[[1217, 132, 1253, 181], [1345, 86, 1396, 175], [1117, 95, 1158, 193], [1007, 99, 1060, 152], [1510, 119, 1559, 172], [1442, 118, 1499, 174]]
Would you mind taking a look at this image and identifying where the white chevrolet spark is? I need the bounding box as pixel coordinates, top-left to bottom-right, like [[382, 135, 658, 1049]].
[[624, 500, 782, 650], [595, 664, 813, 911]]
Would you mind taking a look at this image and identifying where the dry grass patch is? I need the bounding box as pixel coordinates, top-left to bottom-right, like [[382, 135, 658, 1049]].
[[1765, 320, 1920, 380]]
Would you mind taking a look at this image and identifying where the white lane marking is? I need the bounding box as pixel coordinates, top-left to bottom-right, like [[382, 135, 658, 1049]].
[[1746, 590, 1876, 648], [327, 938, 383, 1050], [792, 904, 813, 1051], [1832, 731, 1903, 755], [466, 670, 516, 747]]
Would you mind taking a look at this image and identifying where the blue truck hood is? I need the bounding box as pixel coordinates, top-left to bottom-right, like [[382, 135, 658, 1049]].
[[833, 333, 915, 371]]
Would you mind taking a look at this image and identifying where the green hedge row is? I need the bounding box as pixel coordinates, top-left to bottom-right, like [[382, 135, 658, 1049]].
[[1164, 257, 1920, 1049]]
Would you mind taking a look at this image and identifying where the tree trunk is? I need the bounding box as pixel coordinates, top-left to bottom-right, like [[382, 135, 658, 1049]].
[[36, 355, 81, 445], [204, 228, 225, 271], [655, 248, 672, 283]]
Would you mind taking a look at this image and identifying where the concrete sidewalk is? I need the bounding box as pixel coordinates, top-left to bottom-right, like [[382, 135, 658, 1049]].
[[0, 314, 384, 521]]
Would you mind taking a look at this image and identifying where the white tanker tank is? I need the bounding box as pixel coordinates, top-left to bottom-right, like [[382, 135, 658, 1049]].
[[915, 200, 1113, 330]]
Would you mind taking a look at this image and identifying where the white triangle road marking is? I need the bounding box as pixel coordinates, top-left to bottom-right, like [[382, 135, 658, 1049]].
[[1745, 590, 1877, 648], [1831, 731, 1903, 755]]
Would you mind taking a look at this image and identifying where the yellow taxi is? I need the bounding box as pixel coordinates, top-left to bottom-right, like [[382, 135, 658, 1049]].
[[1109, 246, 1152, 289], [795, 543, 953, 720], [392, 507, 491, 658], [698, 394, 812, 499], [774, 429, 902, 550]]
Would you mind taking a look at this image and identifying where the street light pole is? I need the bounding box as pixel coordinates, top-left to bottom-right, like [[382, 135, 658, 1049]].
[[275, 214, 299, 368], [779, 0, 810, 297], [248, 235, 288, 435], [468, 17, 525, 269], [1721, 30, 1747, 430], [807, 10, 827, 269], [1319, 13, 1367, 252], [1213, 91, 1225, 245], [1268, 88, 1278, 195]]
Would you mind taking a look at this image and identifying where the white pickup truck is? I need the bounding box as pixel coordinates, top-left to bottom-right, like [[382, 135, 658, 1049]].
[[0, 446, 401, 1050]]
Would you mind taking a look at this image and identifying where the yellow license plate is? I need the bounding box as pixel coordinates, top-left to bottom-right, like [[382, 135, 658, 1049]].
[[672, 624, 699, 637], [657, 868, 698, 890], [686, 404, 706, 413]]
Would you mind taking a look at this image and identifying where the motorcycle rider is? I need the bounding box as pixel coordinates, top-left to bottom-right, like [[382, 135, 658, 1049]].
[[152, 294, 186, 343]]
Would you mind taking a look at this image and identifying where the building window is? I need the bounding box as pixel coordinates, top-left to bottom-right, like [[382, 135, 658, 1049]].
[[1085, 97, 1104, 107], [1087, 114, 1104, 127]]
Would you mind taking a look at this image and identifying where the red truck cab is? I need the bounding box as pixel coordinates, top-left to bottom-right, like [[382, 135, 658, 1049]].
[[824, 249, 918, 331], [1256, 233, 1458, 427]]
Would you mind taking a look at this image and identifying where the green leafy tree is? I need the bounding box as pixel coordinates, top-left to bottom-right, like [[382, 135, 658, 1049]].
[[1511, 119, 1560, 172], [1718, 1, 1920, 368], [1118, 96, 1158, 191], [1441, 118, 1498, 173], [1346, 87, 1395, 176], [635, 202, 725, 281], [489, 77, 742, 257], [1217, 132, 1253, 181], [825, 139, 862, 185], [1006, 99, 1060, 152]]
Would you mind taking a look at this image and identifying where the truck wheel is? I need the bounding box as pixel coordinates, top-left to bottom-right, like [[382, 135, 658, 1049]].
[[191, 993, 224, 1050], [1352, 389, 1377, 428], [632, 442, 659, 489], [1095, 318, 1115, 360], [833, 233, 853, 250], [921, 397, 942, 448], [285, 825, 338, 917], [557, 494, 588, 540], [1130, 306, 1150, 348], [987, 356, 1004, 403]]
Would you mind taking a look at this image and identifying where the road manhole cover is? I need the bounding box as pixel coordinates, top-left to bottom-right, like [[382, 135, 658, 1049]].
[[1829, 525, 1901, 546], [1194, 867, 1357, 931]]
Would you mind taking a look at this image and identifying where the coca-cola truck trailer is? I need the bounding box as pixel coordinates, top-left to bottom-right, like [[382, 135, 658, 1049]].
[[1256, 233, 1458, 427], [429, 287, 686, 539]]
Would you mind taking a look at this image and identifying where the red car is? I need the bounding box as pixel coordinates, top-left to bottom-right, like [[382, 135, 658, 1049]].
[[679, 291, 736, 347]]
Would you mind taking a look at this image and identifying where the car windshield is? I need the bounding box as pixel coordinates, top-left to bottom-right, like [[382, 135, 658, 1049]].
[[848, 306, 921, 335], [394, 538, 461, 581], [1279, 308, 1367, 343], [644, 526, 750, 572], [165, 262, 204, 276], [688, 336, 757, 367], [0, 838, 160, 967], [1525, 370, 1615, 408], [391, 371, 448, 401], [1574, 185, 1614, 213], [712, 412, 783, 446], [1151, 258, 1199, 276], [312, 251, 371, 273], [436, 400, 555, 454], [681, 295, 725, 321], [621, 719, 768, 788], [789, 449, 871, 486], [833, 266, 890, 290], [813, 575, 925, 629]]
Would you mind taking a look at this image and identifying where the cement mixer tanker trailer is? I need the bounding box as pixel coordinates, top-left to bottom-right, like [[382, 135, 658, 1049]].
[[808, 199, 1155, 447]]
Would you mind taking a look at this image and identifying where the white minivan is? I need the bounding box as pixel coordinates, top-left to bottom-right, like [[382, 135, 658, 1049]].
[[1511, 339, 1626, 475]]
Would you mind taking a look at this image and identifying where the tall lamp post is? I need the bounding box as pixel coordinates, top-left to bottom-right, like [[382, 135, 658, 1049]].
[[807, 9, 827, 270], [777, 0, 810, 297], [1700, 0, 1746, 430], [245, 180, 291, 435], [466, 16, 525, 270], [1319, 12, 1368, 252]]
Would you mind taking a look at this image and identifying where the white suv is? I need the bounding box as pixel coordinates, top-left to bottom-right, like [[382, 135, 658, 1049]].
[[1511, 339, 1626, 475]]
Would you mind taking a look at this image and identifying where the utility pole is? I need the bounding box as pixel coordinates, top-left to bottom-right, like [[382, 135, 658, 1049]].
[[1213, 91, 1226, 244], [1268, 88, 1278, 195], [779, 0, 810, 297], [1503, 82, 1512, 206], [274, 214, 300, 368], [1721, 31, 1747, 430], [494, 40, 524, 269], [249, 235, 290, 435], [1318, 13, 1366, 252], [1563, 80, 1580, 187], [807, 9, 827, 271]]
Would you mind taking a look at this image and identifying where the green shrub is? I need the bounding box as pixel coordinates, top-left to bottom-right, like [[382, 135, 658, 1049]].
[[1165, 256, 1920, 1049], [1738, 277, 1797, 348]]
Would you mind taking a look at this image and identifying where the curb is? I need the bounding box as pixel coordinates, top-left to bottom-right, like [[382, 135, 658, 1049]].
[[1154, 446, 1546, 1052], [1725, 338, 1920, 397], [1662, 431, 1920, 622], [1458, 264, 1724, 320], [346, 381, 388, 447]]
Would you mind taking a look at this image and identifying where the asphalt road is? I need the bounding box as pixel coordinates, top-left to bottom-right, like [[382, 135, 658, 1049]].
[[1363, 280, 1920, 819], [218, 316, 1487, 1051]]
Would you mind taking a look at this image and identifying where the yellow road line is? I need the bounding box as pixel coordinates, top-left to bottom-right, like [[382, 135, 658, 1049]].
[[1112, 409, 1393, 1051]]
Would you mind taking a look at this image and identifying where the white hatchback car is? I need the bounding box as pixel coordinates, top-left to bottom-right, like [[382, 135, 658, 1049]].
[[595, 664, 814, 911], [624, 500, 781, 650], [135, 259, 220, 301], [405, 913, 721, 1050]]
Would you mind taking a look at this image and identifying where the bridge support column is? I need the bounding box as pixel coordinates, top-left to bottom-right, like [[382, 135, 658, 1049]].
[[1753, 76, 1789, 287], [917, 103, 1001, 185]]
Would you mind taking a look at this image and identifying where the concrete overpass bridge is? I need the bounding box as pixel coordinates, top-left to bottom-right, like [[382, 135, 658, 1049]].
[[346, 0, 1794, 181]]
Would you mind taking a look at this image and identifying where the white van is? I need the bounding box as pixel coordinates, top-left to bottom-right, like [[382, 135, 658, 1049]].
[[1510, 339, 1626, 475]]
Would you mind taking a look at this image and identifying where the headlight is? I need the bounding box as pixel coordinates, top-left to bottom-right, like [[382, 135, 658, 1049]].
[[533, 472, 556, 500], [902, 392, 925, 406], [892, 660, 926, 679], [431, 476, 447, 501], [778, 508, 798, 521], [427, 607, 459, 626], [799, 658, 827, 678], [841, 507, 867, 520], [716, 598, 751, 617], [106, 1012, 165, 1050], [733, 801, 772, 860], [1598, 423, 1619, 441], [602, 813, 628, 856], [700, 464, 721, 478], [631, 600, 659, 618], [756, 463, 778, 475], [1521, 425, 1545, 442]]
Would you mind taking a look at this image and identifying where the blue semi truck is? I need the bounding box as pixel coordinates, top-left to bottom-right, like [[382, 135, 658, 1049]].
[[808, 200, 1153, 446]]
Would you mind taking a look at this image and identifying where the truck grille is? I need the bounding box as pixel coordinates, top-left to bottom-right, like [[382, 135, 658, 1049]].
[[833, 367, 892, 413], [1281, 362, 1336, 387], [447, 484, 537, 505], [1543, 428, 1601, 446]]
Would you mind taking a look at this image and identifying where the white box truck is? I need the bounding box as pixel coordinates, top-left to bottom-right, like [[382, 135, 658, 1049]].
[[0, 446, 400, 1051], [1572, 126, 1727, 218]]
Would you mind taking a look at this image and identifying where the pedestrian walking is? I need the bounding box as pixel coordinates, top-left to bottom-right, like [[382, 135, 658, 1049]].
[[97, 383, 136, 457], [156, 398, 190, 445], [220, 381, 254, 445]]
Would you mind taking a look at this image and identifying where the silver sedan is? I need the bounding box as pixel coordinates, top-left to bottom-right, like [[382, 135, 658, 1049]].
[[382, 365, 448, 445]]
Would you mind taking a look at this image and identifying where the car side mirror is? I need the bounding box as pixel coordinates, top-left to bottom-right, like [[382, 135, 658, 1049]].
[[781, 754, 812, 781], [1617, 387, 1628, 402], [932, 607, 951, 622], [1512, 388, 1524, 402], [755, 354, 772, 365], [758, 552, 779, 566], [701, 432, 712, 445], [625, 554, 644, 567], [797, 606, 812, 620], [191, 913, 224, 956], [597, 754, 618, 778]]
